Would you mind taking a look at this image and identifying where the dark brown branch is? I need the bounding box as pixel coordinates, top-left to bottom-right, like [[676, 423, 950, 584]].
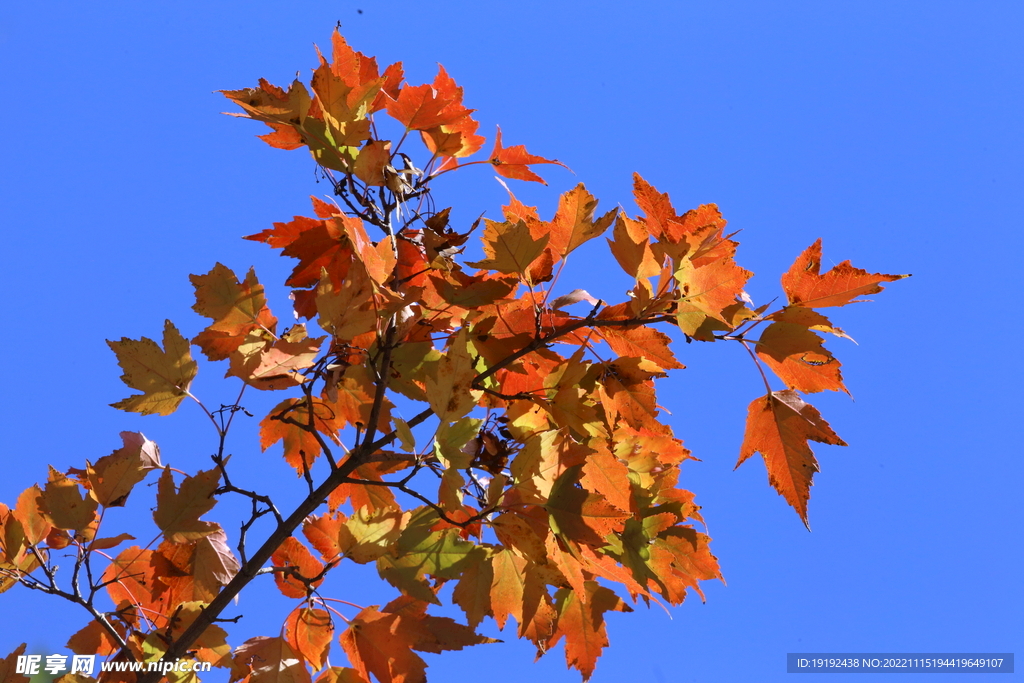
[[15, 545, 137, 662], [358, 314, 398, 452], [303, 381, 338, 470], [213, 615, 243, 624], [140, 351, 426, 683], [472, 312, 676, 390], [479, 386, 544, 401], [351, 476, 500, 528], [236, 497, 274, 565], [211, 453, 284, 526]]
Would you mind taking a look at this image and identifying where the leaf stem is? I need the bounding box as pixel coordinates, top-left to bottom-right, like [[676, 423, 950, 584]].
[[740, 340, 773, 395]]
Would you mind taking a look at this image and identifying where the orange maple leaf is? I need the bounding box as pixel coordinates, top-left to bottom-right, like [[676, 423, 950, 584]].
[[326, 463, 403, 517], [12, 486, 50, 548], [220, 77, 312, 149], [422, 116, 486, 160], [245, 212, 355, 290], [67, 621, 121, 658], [544, 184, 617, 258], [607, 214, 662, 280], [466, 219, 550, 278], [646, 526, 724, 603], [546, 465, 630, 545], [285, 606, 335, 671], [235, 332, 324, 391], [489, 126, 567, 184], [271, 536, 325, 599], [755, 321, 847, 394], [632, 174, 728, 245], [190, 264, 277, 341], [631, 173, 683, 241], [302, 512, 350, 564], [599, 325, 685, 372], [0, 645, 30, 683], [675, 255, 753, 324], [385, 66, 474, 131], [327, 29, 402, 113], [231, 636, 312, 683], [340, 597, 497, 683], [782, 238, 909, 308], [82, 431, 160, 508], [451, 555, 494, 629], [260, 397, 346, 476], [102, 546, 157, 616], [546, 582, 632, 681], [736, 390, 847, 526]]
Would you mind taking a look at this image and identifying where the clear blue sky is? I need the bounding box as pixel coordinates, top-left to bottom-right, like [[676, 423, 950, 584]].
[[1, 2, 1020, 682]]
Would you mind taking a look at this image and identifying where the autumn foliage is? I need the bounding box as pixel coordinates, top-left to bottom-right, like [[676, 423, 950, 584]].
[[0, 30, 906, 683]]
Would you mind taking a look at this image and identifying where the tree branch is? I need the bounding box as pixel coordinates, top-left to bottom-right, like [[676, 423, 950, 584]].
[[142, 325, 417, 682], [472, 312, 675, 390]]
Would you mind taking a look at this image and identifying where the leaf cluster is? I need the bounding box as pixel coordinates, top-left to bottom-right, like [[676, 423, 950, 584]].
[[0, 29, 906, 683]]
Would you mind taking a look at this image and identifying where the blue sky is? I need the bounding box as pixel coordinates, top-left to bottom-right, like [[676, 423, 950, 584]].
[[1, 2, 1020, 682]]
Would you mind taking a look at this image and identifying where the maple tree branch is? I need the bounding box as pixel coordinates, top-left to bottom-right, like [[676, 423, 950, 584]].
[[8, 568, 52, 594], [147, 405, 438, 668], [357, 321, 398, 453], [6, 573, 43, 597], [0, 30, 908, 683], [28, 545, 59, 593], [92, 572, 135, 592], [211, 452, 284, 526], [140, 484, 343, 679], [212, 614, 243, 624], [70, 543, 89, 607], [220, 385, 251, 435], [86, 605, 134, 657], [298, 453, 316, 495], [336, 182, 377, 226], [479, 386, 544, 401], [163, 603, 186, 645], [52, 598, 135, 666], [390, 265, 435, 288], [378, 187, 393, 231], [237, 497, 275, 566], [210, 455, 285, 566], [352, 476, 498, 528], [16, 544, 138, 662], [472, 313, 675, 390], [83, 539, 99, 598], [399, 207, 430, 232], [303, 382, 338, 470], [138, 399, 433, 682]]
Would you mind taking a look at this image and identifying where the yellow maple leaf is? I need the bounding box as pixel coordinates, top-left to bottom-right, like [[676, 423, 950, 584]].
[[466, 219, 549, 278], [108, 320, 198, 416]]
